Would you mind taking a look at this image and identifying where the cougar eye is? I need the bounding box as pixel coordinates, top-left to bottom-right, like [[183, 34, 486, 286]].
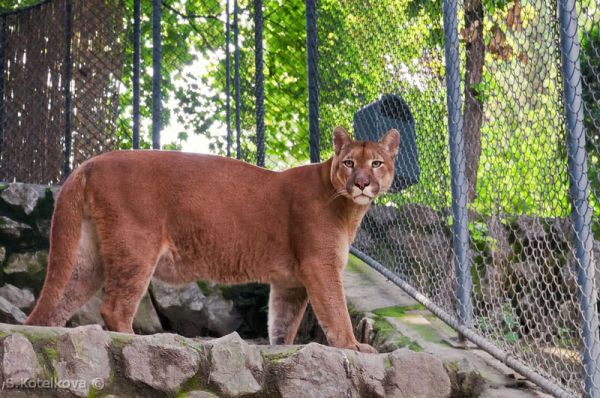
[[372, 160, 383, 168], [342, 160, 354, 168]]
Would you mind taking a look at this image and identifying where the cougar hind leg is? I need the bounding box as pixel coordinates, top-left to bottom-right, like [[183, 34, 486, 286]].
[[99, 227, 162, 333], [268, 285, 308, 345], [43, 219, 104, 326]]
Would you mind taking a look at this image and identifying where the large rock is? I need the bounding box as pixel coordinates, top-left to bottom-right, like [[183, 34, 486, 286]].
[[0, 323, 456, 398], [274, 343, 382, 398], [396, 203, 442, 230], [0, 284, 35, 311], [1, 333, 39, 385], [5, 251, 47, 276], [54, 325, 111, 397], [274, 343, 450, 398], [0, 216, 32, 239], [68, 293, 105, 327], [514, 215, 548, 243], [207, 332, 264, 397], [487, 215, 512, 266], [69, 291, 163, 334], [385, 349, 451, 398], [122, 333, 201, 393], [133, 292, 163, 334], [185, 392, 220, 398], [151, 280, 206, 337], [0, 183, 48, 215], [445, 358, 487, 398], [203, 290, 242, 336], [0, 296, 27, 324]]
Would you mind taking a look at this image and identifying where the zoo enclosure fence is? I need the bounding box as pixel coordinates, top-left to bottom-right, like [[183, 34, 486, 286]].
[[1, 0, 600, 397]]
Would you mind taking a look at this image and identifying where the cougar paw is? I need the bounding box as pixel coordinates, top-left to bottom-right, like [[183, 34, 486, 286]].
[[355, 342, 378, 354]]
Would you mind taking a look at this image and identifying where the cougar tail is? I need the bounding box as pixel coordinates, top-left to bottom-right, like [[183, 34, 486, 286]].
[[26, 168, 87, 326]]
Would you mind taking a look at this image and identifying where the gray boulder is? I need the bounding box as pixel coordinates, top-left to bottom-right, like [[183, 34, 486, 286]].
[[54, 325, 112, 397], [0, 183, 48, 215], [185, 391, 220, 398], [133, 291, 163, 334], [4, 251, 47, 276], [1, 333, 39, 385], [385, 349, 451, 398], [204, 290, 243, 336], [0, 284, 35, 312], [207, 332, 264, 397], [446, 358, 487, 398], [35, 219, 51, 239], [275, 343, 375, 398], [151, 279, 206, 337], [0, 216, 32, 239], [69, 291, 163, 334], [0, 296, 27, 324], [122, 333, 201, 393], [68, 293, 105, 327]]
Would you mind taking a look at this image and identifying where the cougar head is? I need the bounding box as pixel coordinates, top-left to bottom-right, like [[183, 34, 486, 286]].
[[330, 126, 400, 206]]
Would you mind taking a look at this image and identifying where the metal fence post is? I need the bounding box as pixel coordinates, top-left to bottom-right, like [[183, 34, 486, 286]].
[[254, 0, 265, 167], [305, 0, 320, 163], [0, 17, 5, 160], [132, 0, 141, 149], [559, 0, 600, 395], [63, 0, 74, 177], [225, 0, 232, 158], [443, 0, 472, 328], [233, 0, 241, 160], [151, 0, 161, 150]]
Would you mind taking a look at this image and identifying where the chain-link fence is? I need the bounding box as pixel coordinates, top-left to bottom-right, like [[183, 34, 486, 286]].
[[2, 0, 600, 396], [322, 0, 600, 396], [0, 0, 124, 184]]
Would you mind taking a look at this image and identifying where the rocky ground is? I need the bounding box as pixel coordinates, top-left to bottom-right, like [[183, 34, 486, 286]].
[[0, 323, 452, 398]]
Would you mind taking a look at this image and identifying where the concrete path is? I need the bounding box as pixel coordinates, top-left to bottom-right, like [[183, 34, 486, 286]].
[[343, 255, 554, 398]]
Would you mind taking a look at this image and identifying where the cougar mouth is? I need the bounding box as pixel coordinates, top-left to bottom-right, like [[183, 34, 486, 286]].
[[352, 193, 373, 205]]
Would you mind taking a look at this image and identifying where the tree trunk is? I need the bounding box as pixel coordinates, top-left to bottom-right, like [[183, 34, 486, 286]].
[[463, 0, 485, 202]]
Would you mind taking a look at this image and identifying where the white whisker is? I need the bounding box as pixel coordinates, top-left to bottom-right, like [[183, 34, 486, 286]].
[[328, 189, 347, 204]]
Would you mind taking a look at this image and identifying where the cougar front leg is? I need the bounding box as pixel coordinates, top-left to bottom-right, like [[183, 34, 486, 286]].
[[268, 285, 308, 345], [298, 261, 377, 353]]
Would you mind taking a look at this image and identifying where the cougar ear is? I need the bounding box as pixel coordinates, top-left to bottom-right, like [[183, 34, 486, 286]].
[[333, 127, 352, 156], [379, 129, 400, 158]]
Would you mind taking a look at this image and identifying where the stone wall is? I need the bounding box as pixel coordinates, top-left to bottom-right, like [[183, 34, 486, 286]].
[[0, 323, 452, 398]]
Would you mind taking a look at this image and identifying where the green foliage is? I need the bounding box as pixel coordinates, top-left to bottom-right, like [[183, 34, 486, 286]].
[[582, 23, 600, 215], [4, 0, 600, 220], [0, 0, 40, 13]]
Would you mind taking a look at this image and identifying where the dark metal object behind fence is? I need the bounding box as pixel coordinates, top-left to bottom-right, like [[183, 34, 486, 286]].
[[151, 0, 161, 150], [225, 0, 232, 158], [62, 0, 73, 176], [233, 0, 241, 160], [254, 0, 264, 167], [305, 0, 320, 164], [132, 0, 141, 150]]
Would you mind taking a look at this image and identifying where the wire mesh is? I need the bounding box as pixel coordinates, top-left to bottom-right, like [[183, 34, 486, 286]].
[[316, 0, 600, 396], [1, 0, 600, 395], [0, 0, 124, 184]]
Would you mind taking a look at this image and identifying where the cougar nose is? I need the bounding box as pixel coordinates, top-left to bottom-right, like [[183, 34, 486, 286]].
[[355, 177, 370, 191]]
